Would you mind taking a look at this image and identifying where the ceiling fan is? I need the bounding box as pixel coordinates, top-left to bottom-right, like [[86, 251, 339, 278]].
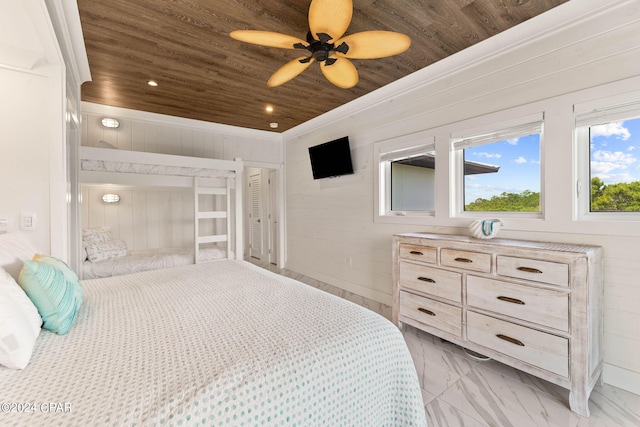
[[230, 0, 411, 89]]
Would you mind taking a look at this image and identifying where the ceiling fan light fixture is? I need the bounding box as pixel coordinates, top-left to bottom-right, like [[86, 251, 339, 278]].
[[230, 0, 410, 88]]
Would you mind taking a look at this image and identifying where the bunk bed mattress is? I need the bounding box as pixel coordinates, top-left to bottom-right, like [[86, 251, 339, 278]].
[[2, 260, 427, 427], [81, 246, 227, 279], [81, 159, 236, 178]]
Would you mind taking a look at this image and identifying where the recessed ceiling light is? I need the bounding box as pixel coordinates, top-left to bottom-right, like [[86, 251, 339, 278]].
[[148, 80, 158, 87], [101, 117, 120, 128], [269, 122, 278, 129], [265, 105, 274, 113]]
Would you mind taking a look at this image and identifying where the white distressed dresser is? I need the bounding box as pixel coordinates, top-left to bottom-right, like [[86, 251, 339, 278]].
[[392, 232, 603, 417]]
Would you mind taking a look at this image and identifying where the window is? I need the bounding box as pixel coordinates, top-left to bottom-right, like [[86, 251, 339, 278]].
[[374, 133, 436, 221], [576, 101, 640, 216], [452, 113, 543, 215]]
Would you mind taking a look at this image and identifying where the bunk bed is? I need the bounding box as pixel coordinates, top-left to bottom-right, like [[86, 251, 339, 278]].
[[78, 146, 243, 278]]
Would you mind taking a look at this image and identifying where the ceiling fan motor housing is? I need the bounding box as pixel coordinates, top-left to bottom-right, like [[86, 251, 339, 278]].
[[297, 31, 349, 64]]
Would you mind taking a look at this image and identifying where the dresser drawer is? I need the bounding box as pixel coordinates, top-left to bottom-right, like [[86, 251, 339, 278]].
[[497, 256, 569, 287], [467, 276, 568, 332], [399, 261, 462, 302], [441, 248, 491, 273], [467, 311, 568, 377], [399, 243, 437, 264], [400, 291, 462, 337]]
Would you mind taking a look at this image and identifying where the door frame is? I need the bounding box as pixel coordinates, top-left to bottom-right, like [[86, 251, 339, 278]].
[[243, 163, 284, 268]]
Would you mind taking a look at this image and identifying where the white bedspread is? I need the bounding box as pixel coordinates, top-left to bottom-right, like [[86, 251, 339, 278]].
[[1, 260, 427, 426], [82, 246, 227, 279], [81, 159, 236, 179]]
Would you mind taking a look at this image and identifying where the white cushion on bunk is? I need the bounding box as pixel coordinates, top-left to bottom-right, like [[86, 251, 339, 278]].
[[82, 226, 113, 243], [85, 239, 128, 263]]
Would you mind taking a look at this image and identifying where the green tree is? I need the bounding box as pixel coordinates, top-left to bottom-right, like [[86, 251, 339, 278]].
[[466, 190, 539, 212], [591, 178, 640, 211]]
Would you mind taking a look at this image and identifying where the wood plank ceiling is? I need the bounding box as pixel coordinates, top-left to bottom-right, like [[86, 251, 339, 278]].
[[77, 0, 569, 132]]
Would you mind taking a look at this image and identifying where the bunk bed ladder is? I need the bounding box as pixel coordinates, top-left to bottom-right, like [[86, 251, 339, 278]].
[[194, 177, 232, 263]]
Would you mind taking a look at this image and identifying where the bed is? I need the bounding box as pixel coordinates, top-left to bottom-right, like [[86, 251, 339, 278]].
[[1, 257, 427, 426], [78, 146, 244, 278], [81, 246, 227, 279]]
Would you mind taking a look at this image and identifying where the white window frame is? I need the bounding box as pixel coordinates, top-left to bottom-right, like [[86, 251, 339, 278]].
[[451, 112, 545, 219], [575, 97, 640, 221], [374, 131, 436, 223]]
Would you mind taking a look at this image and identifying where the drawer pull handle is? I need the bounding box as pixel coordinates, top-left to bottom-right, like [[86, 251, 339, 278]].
[[517, 266, 543, 274], [418, 308, 436, 316], [409, 250, 424, 255], [454, 257, 473, 263], [497, 296, 525, 305], [496, 334, 525, 347], [417, 276, 436, 283]]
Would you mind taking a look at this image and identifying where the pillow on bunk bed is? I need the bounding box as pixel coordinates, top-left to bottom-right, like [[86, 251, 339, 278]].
[[0, 266, 42, 369], [84, 239, 128, 263], [0, 232, 39, 281], [18, 255, 83, 336], [82, 226, 113, 243]]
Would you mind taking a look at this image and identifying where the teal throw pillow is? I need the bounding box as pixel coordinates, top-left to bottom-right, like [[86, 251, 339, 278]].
[[18, 255, 83, 335]]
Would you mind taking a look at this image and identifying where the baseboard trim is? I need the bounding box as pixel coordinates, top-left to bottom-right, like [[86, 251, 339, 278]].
[[604, 363, 640, 396]]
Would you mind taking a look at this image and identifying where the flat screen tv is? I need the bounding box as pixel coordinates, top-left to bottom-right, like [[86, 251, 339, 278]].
[[308, 136, 354, 180]]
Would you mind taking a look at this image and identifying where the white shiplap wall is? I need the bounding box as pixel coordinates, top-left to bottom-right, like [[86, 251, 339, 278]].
[[82, 186, 195, 250], [81, 103, 283, 165], [282, 0, 640, 395]]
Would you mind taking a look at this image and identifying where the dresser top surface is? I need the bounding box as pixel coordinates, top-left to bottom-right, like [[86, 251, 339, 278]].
[[395, 232, 602, 255]]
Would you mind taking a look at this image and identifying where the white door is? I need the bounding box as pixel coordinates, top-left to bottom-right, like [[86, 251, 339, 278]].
[[249, 173, 262, 259], [268, 170, 278, 265]]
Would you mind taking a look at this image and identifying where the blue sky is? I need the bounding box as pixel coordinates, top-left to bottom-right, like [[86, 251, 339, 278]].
[[590, 117, 640, 184], [464, 133, 540, 203], [461, 117, 640, 204]]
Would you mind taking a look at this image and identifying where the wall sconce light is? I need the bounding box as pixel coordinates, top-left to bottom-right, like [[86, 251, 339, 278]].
[[101, 117, 120, 129], [101, 193, 121, 204]]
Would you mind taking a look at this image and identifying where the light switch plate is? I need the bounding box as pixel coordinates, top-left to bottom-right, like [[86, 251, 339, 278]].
[[20, 212, 36, 231]]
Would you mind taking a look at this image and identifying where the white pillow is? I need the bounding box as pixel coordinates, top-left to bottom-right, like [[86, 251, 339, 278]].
[[85, 239, 128, 263], [0, 232, 39, 281], [82, 226, 113, 243], [0, 266, 42, 369]]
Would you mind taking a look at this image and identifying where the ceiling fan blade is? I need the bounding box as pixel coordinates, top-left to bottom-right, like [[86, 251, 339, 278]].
[[320, 57, 358, 89], [335, 31, 411, 59], [267, 57, 315, 87], [230, 30, 307, 49], [308, 0, 353, 42]]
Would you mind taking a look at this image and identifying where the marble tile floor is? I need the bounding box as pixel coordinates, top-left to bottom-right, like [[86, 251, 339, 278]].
[[246, 257, 640, 427]]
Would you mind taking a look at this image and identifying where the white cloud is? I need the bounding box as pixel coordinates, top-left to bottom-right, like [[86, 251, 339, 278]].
[[506, 138, 519, 145], [473, 152, 502, 159], [594, 172, 636, 184], [591, 150, 637, 174], [514, 156, 527, 164], [591, 122, 631, 140], [629, 146, 636, 151]]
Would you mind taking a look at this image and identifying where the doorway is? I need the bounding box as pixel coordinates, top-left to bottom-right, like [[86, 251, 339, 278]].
[[246, 167, 280, 265]]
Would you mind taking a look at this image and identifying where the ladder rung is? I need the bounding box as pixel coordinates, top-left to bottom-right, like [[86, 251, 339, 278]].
[[197, 235, 228, 244], [197, 187, 227, 195], [197, 211, 227, 219]]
